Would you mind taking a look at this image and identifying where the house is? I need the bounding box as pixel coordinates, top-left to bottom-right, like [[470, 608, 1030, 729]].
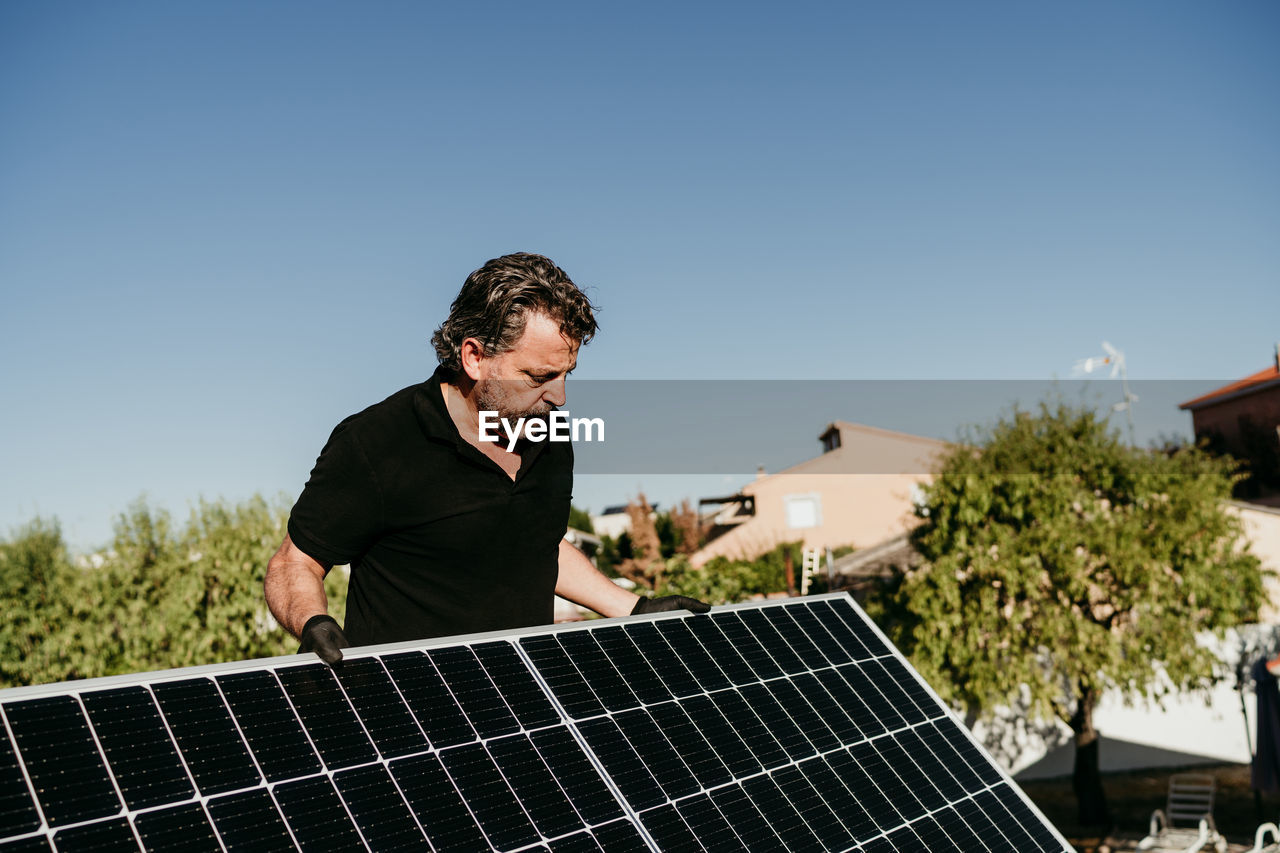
[[589, 503, 660, 540], [689, 421, 948, 567], [1179, 344, 1280, 502]]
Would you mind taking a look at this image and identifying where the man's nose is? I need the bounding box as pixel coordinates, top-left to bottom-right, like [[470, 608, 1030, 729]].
[[542, 376, 567, 408]]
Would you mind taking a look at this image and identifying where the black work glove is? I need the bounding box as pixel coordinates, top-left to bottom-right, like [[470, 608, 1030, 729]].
[[298, 614, 350, 666], [631, 595, 712, 615]]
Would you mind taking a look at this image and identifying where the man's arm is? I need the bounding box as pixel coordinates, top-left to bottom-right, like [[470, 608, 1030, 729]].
[[555, 539, 712, 617], [265, 534, 350, 665], [265, 534, 331, 637], [555, 538, 640, 617]]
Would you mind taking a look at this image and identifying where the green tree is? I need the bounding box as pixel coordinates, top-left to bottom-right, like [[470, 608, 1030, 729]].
[[656, 541, 800, 604], [0, 494, 350, 688], [596, 534, 621, 576], [869, 401, 1264, 826], [567, 504, 594, 534], [0, 518, 81, 686], [655, 511, 677, 559], [88, 496, 349, 675], [652, 500, 702, 559]]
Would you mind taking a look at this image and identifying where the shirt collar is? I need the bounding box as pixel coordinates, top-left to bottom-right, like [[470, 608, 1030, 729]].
[[415, 365, 466, 448], [414, 365, 554, 478]]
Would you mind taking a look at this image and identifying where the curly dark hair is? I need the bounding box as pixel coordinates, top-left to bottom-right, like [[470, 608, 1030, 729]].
[[431, 253, 599, 373]]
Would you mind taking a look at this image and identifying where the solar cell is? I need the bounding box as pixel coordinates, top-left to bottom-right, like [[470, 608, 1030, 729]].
[[740, 772, 823, 849], [276, 664, 378, 769], [527, 727, 626, 827], [590, 818, 649, 852], [487, 734, 583, 838], [48, 815, 135, 851], [215, 670, 322, 783], [546, 832, 603, 853], [519, 636, 608, 719], [378, 652, 475, 748], [78, 687, 193, 812], [472, 642, 561, 730], [150, 678, 261, 795], [652, 622, 730, 692], [330, 658, 429, 759], [331, 763, 429, 852], [611, 708, 700, 800], [0, 835, 51, 852], [387, 752, 487, 853], [132, 800, 221, 852], [619, 624, 700, 698], [707, 785, 787, 853], [427, 647, 521, 739], [682, 617, 756, 685], [438, 743, 539, 850], [708, 612, 784, 681], [271, 773, 365, 852], [588, 627, 670, 705], [205, 787, 295, 852], [678, 695, 758, 779], [0, 593, 1070, 852], [0, 725, 38, 838], [3, 696, 121, 828]]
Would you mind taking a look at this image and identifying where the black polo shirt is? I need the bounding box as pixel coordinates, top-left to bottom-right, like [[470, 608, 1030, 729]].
[[287, 367, 572, 646]]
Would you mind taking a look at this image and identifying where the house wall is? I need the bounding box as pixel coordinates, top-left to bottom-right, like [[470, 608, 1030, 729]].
[[689, 421, 946, 566], [590, 512, 631, 540], [1190, 386, 1280, 452], [1235, 503, 1280, 623], [986, 626, 1275, 780], [690, 473, 928, 565]]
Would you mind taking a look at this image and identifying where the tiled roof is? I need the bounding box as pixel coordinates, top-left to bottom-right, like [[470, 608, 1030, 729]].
[[1179, 364, 1280, 410]]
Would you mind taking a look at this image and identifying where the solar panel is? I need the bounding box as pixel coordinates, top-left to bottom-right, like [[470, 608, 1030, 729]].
[[0, 593, 1070, 852]]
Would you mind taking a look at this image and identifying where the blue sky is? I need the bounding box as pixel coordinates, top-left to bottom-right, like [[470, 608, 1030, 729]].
[[2, 1, 1277, 550]]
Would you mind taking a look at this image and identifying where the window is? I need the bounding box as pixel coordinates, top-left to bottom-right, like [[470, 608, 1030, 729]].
[[784, 494, 822, 529]]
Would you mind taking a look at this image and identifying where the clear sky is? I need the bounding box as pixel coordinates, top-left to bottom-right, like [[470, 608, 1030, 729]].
[[2, 1, 1277, 550]]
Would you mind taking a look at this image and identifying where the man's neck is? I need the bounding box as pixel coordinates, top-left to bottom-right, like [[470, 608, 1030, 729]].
[[441, 376, 481, 441]]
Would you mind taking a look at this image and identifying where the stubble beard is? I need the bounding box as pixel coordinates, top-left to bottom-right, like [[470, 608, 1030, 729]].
[[474, 377, 552, 423]]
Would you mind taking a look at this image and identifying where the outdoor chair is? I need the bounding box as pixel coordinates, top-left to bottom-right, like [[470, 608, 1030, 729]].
[[1136, 773, 1227, 853], [1251, 823, 1280, 853]]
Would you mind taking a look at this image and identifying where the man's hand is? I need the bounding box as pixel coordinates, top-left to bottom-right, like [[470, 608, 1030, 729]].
[[299, 615, 350, 666], [631, 595, 712, 615]]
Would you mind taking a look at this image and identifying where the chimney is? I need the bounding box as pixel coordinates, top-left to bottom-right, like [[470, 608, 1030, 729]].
[[756, 465, 767, 480], [1275, 341, 1279, 371]]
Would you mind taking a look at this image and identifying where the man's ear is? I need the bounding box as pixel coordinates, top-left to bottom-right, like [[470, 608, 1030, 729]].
[[458, 337, 487, 381]]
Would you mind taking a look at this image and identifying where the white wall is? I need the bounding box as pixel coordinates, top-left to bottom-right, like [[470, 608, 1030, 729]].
[[968, 625, 1280, 780]]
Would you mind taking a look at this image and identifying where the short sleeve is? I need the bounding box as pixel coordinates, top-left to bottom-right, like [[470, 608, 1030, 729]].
[[287, 421, 385, 568]]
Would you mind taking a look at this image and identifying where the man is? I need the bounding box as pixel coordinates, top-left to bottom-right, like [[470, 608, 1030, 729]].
[[265, 252, 708, 664]]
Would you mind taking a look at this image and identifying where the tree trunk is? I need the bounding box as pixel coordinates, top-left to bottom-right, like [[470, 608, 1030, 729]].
[[1069, 686, 1112, 827]]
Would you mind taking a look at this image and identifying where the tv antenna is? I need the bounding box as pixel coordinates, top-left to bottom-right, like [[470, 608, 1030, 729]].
[[1074, 341, 1138, 445]]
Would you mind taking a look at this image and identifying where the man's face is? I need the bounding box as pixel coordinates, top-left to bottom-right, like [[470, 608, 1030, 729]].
[[473, 311, 579, 421]]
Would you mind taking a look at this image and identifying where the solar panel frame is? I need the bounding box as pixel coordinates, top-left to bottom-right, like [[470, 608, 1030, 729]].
[[0, 593, 1071, 852]]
